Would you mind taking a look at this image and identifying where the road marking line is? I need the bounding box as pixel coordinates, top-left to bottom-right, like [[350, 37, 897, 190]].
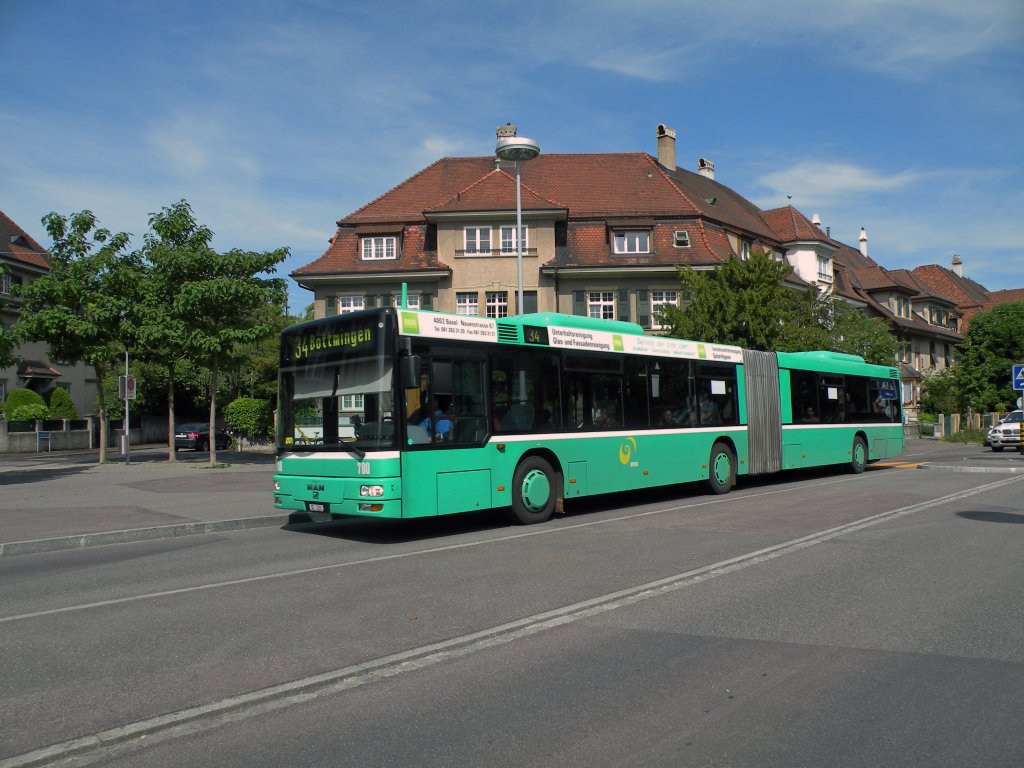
[[1, 475, 1019, 768]]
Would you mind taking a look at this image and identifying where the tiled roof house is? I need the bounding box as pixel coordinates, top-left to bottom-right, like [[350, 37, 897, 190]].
[[1, 210, 97, 416], [293, 125, 829, 326]]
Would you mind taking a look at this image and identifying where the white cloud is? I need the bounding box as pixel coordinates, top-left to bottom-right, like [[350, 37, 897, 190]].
[[756, 161, 932, 205]]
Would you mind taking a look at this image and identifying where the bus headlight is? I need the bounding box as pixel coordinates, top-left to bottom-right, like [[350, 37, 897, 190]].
[[360, 485, 384, 497]]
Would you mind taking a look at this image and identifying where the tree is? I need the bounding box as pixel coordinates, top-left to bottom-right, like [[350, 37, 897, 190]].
[[953, 302, 1024, 412], [137, 201, 213, 461], [14, 211, 140, 462], [660, 250, 809, 350], [827, 303, 899, 366], [139, 201, 288, 465]]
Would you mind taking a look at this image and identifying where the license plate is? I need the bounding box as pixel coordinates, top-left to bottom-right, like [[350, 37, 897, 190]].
[[307, 502, 328, 513]]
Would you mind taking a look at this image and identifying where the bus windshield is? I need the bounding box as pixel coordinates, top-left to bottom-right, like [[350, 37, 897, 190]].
[[278, 312, 398, 453]]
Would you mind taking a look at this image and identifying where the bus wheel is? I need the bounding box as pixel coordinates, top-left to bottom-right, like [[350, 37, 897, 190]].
[[509, 456, 558, 525], [707, 442, 735, 495], [849, 436, 867, 474]]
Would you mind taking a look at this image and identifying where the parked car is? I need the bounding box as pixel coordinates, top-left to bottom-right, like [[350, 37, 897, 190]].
[[986, 410, 1022, 451], [174, 422, 231, 452]]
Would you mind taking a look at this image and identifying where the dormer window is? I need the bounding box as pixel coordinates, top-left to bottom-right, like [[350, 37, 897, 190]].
[[361, 236, 397, 260], [673, 230, 691, 248], [816, 254, 833, 283], [895, 295, 912, 319], [613, 230, 650, 254]]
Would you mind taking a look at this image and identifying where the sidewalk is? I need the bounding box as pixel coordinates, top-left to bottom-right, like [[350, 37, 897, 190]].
[[0, 444, 292, 557]]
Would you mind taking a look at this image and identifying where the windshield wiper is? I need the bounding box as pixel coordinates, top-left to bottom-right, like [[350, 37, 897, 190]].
[[341, 443, 365, 459]]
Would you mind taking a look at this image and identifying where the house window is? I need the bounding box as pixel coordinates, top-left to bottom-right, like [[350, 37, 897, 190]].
[[895, 295, 912, 319], [341, 394, 364, 411], [898, 340, 912, 364], [613, 231, 649, 254], [673, 230, 691, 248], [650, 290, 678, 328], [740, 241, 751, 261], [485, 291, 508, 318], [361, 236, 397, 260], [588, 291, 615, 320], [338, 296, 365, 314], [390, 294, 420, 309], [1, 272, 22, 295], [817, 255, 833, 283], [500, 225, 527, 254], [464, 227, 491, 255], [456, 292, 479, 316]]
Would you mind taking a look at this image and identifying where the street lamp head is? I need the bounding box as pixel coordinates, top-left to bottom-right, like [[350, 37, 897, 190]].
[[495, 135, 540, 162]]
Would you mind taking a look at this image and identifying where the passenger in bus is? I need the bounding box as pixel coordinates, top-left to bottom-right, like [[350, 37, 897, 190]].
[[661, 408, 676, 426], [596, 402, 619, 428], [420, 396, 453, 441], [802, 407, 820, 423], [698, 392, 719, 425]]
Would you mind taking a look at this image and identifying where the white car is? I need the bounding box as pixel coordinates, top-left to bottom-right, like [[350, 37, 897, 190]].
[[987, 410, 1023, 451]]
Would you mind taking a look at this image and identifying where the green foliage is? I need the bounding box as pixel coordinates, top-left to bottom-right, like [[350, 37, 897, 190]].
[[920, 369, 962, 414], [661, 250, 803, 350], [953, 302, 1024, 411], [943, 427, 986, 445], [660, 250, 898, 364], [224, 397, 273, 442], [48, 387, 78, 419], [14, 210, 141, 462], [917, 411, 937, 424], [9, 403, 50, 421], [4, 388, 47, 416]]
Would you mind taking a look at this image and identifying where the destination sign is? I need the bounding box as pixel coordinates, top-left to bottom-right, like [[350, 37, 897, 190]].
[[399, 311, 498, 342]]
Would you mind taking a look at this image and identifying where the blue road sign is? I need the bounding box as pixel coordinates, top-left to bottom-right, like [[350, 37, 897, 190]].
[[1014, 364, 1024, 391]]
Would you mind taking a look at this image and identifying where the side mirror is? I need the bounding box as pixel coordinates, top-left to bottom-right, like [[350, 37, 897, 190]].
[[400, 355, 421, 390]]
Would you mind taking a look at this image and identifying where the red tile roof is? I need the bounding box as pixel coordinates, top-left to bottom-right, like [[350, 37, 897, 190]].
[[0, 210, 50, 270]]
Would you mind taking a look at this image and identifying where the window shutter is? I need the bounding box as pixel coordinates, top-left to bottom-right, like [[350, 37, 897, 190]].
[[572, 290, 586, 316], [326, 296, 336, 314], [637, 289, 650, 328], [421, 293, 432, 310], [617, 289, 630, 322]]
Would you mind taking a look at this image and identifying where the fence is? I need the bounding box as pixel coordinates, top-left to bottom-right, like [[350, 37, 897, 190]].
[[0, 416, 170, 453]]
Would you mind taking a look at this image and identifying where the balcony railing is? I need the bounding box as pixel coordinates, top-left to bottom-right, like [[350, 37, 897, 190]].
[[455, 248, 538, 258]]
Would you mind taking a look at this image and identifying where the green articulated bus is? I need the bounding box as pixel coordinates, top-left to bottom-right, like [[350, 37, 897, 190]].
[[274, 307, 904, 525]]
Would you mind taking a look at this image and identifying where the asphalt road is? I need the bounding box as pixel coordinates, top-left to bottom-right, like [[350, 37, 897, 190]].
[[0, 442, 1022, 766]]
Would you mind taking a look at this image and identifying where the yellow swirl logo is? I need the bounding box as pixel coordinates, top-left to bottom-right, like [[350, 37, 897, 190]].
[[618, 437, 637, 465]]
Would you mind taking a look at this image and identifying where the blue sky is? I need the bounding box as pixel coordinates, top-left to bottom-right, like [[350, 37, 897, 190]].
[[3, 0, 1022, 313]]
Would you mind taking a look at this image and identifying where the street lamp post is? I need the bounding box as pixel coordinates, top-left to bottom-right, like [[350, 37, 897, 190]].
[[495, 124, 540, 315]]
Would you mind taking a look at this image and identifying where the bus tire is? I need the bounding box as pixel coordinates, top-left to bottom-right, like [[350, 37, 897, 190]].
[[849, 435, 867, 474], [707, 442, 735, 495], [509, 456, 558, 525]]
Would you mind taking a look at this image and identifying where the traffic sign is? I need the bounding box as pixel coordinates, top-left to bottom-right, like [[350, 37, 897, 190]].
[[1013, 364, 1024, 391], [118, 375, 137, 400]]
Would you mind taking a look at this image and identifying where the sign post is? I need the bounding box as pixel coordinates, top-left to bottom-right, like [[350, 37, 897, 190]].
[[1013, 365, 1024, 453], [118, 353, 136, 466]]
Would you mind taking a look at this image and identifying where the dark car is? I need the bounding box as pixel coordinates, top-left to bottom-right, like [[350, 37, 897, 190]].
[[174, 422, 231, 452]]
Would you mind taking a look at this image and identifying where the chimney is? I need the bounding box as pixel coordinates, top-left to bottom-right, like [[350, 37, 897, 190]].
[[859, 227, 868, 257], [951, 253, 963, 277], [656, 124, 676, 169], [697, 157, 715, 180], [812, 213, 821, 227]]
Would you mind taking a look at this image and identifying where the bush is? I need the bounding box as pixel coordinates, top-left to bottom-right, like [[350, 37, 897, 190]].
[[3, 388, 48, 420], [9, 403, 51, 421], [48, 388, 78, 419], [224, 397, 273, 444], [917, 412, 937, 424]]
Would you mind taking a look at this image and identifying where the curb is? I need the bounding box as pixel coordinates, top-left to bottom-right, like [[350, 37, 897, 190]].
[[0, 515, 291, 558]]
